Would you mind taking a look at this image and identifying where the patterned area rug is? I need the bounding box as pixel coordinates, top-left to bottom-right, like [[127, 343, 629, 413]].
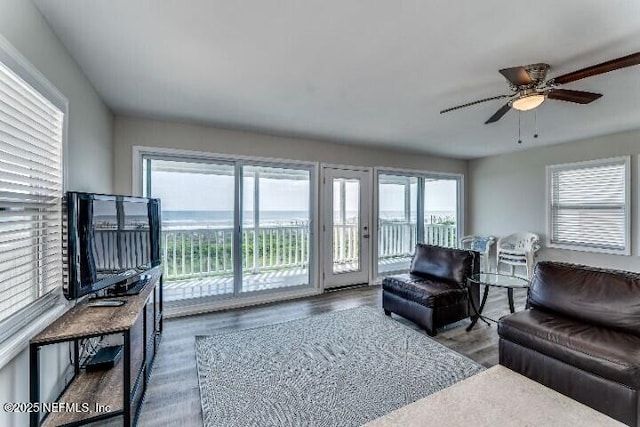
[[195, 306, 483, 427]]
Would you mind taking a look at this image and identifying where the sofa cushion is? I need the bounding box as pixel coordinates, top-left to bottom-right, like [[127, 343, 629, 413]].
[[529, 262, 640, 335], [382, 274, 468, 308], [498, 309, 640, 388], [410, 244, 477, 288]]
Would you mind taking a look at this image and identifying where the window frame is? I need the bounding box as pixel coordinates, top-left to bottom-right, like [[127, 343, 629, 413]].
[[373, 166, 464, 279], [132, 145, 320, 315], [0, 34, 69, 368], [546, 156, 631, 255]]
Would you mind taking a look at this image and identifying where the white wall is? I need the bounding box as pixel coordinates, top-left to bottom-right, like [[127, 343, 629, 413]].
[[0, 1, 114, 425], [113, 116, 467, 194], [468, 129, 640, 272], [1, 0, 113, 193]]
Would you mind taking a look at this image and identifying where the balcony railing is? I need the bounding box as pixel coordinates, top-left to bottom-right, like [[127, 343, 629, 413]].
[[161, 225, 310, 280], [378, 221, 457, 261], [160, 222, 457, 281]]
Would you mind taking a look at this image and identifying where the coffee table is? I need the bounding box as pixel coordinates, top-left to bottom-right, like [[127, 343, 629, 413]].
[[364, 366, 623, 427], [466, 272, 529, 331]]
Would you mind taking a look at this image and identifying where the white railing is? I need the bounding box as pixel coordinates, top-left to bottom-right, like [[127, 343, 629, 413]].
[[378, 222, 417, 260], [160, 222, 457, 280], [332, 224, 359, 266], [424, 223, 458, 248], [162, 225, 310, 280], [377, 222, 457, 261]]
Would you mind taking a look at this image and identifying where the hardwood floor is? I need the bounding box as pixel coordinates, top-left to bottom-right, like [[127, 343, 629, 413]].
[[138, 284, 527, 426]]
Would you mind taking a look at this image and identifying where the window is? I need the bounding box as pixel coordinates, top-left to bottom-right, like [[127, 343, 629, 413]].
[[377, 171, 462, 276], [547, 156, 630, 254], [140, 151, 315, 304], [0, 42, 66, 345]]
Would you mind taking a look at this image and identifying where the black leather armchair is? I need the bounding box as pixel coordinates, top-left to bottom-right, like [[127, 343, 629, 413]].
[[382, 244, 480, 336], [499, 261, 640, 426]]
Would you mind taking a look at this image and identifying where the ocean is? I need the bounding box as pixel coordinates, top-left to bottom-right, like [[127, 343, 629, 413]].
[[162, 210, 455, 228], [163, 210, 310, 224]]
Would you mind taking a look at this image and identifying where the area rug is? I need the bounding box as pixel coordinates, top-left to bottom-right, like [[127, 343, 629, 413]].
[[195, 306, 483, 427]]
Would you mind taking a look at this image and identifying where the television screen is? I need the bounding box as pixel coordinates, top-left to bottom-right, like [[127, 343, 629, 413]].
[[65, 192, 161, 300]]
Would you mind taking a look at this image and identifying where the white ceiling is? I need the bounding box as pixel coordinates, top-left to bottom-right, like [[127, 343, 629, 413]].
[[34, 0, 640, 159]]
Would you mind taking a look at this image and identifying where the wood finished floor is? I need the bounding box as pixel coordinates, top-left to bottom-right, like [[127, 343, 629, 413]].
[[138, 284, 527, 426]]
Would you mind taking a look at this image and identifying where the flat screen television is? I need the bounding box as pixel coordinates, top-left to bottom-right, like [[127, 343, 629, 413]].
[[64, 192, 161, 300]]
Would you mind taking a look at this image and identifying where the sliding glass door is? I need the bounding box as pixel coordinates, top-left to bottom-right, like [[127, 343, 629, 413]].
[[377, 171, 460, 276], [378, 174, 418, 274], [423, 178, 459, 247], [144, 159, 236, 301], [241, 165, 311, 292], [143, 155, 314, 303]]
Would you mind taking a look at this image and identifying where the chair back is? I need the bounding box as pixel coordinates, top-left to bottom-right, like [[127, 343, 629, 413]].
[[410, 244, 479, 288], [497, 232, 540, 252], [460, 235, 495, 253], [496, 233, 540, 278], [460, 235, 495, 272]]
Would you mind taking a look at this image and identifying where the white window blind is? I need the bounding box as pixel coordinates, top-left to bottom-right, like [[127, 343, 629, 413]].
[[0, 59, 64, 327], [548, 157, 629, 254]]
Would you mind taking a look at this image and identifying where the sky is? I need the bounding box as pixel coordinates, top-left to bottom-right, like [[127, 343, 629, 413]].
[[151, 171, 310, 211], [150, 170, 457, 214]]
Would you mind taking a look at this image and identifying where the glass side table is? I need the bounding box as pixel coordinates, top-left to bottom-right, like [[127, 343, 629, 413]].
[[466, 272, 530, 332]]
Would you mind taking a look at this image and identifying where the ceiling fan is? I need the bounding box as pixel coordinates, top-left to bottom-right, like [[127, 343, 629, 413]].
[[440, 52, 640, 124]]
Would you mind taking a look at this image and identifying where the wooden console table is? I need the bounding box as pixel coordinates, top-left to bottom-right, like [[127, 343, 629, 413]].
[[29, 270, 163, 426]]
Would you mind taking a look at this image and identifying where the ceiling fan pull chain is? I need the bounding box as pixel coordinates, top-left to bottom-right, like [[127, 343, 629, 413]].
[[534, 110, 539, 139], [517, 111, 522, 144]]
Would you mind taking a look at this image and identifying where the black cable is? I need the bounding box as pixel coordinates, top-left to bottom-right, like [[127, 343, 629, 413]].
[[76, 336, 105, 369]]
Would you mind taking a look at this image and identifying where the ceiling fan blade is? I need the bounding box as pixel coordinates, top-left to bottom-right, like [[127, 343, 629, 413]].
[[499, 67, 533, 86], [440, 94, 512, 114], [551, 52, 640, 85], [485, 103, 511, 124], [547, 89, 603, 104]]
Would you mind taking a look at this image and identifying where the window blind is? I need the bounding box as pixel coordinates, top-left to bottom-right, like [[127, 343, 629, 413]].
[[0, 59, 64, 325], [549, 158, 628, 253]]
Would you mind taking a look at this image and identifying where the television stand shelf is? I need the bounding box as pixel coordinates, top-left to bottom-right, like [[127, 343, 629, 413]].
[[29, 270, 163, 427]]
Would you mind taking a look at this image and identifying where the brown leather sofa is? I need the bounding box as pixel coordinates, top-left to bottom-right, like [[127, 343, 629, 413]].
[[382, 244, 480, 336], [498, 261, 640, 426]]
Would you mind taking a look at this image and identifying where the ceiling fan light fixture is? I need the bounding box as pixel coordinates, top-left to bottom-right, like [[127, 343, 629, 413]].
[[511, 94, 546, 111]]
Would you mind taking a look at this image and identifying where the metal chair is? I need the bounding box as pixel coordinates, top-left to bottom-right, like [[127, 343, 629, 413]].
[[496, 232, 541, 278], [459, 235, 495, 272]]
